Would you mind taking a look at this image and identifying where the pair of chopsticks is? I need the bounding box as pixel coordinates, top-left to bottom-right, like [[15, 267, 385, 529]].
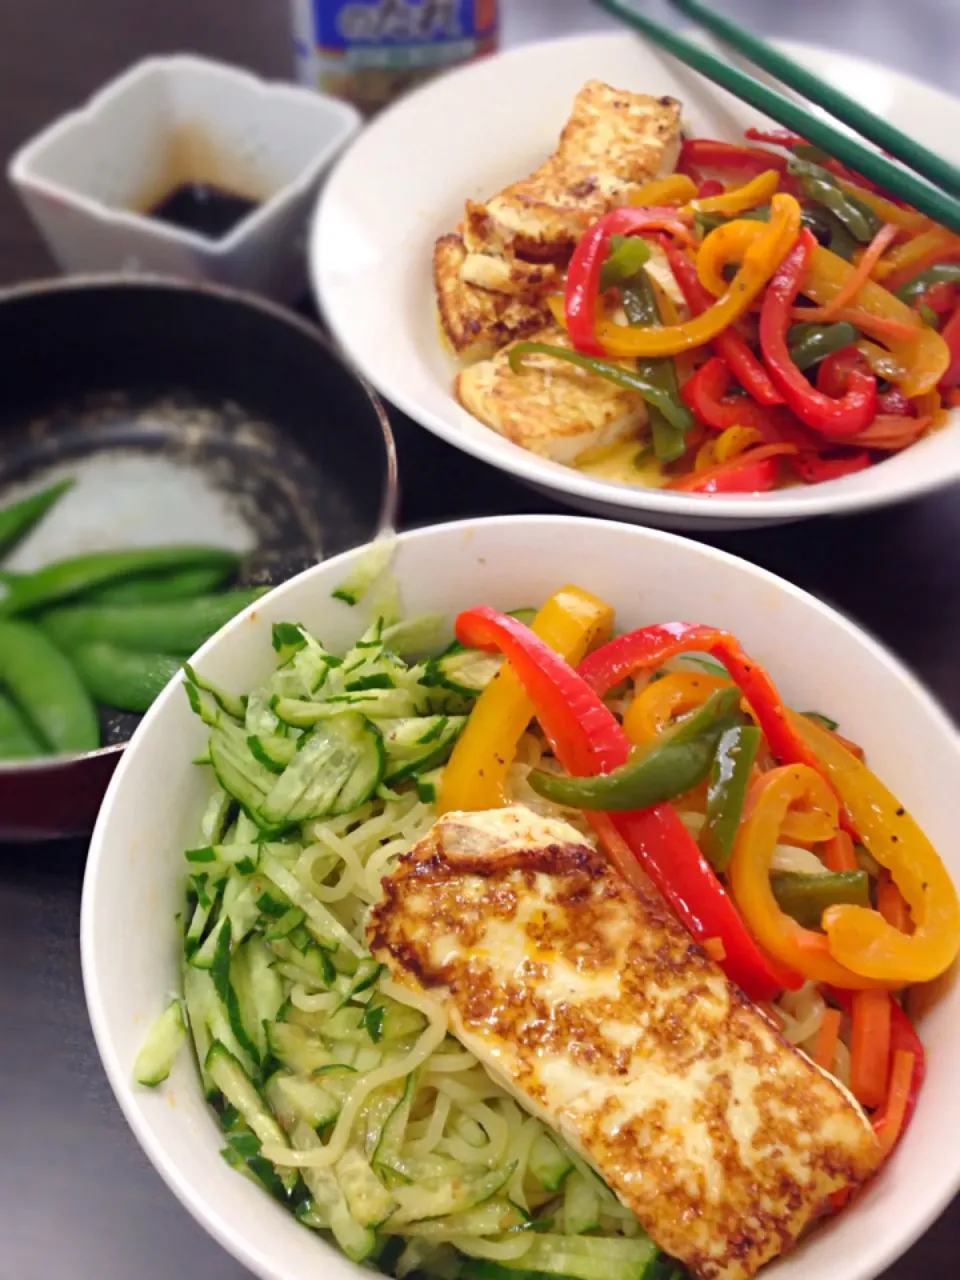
[[594, 0, 960, 234]]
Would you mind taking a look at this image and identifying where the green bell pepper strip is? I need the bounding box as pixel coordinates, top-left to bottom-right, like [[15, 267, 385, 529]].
[[698, 723, 761, 871], [786, 321, 860, 371], [0, 478, 74, 559], [894, 262, 960, 304], [599, 233, 652, 291], [770, 870, 870, 930], [788, 157, 882, 244], [621, 269, 691, 463], [508, 341, 694, 435], [528, 687, 743, 811], [0, 544, 242, 616]]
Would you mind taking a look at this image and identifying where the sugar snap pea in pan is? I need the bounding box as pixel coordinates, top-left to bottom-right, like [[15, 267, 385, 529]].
[[0, 478, 75, 558], [70, 644, 184, 714], [85, 562, 238, 605], [40, 587, 268, 655], [0, 544, 241, 616], [0, 689, 47, 759], [0, 620, 98, 754]]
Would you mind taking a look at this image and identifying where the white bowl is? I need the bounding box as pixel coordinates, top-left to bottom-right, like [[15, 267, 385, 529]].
[[312, 33, 960, 530], [83, 514, 960, 1280], [9, 55, 360, 303]]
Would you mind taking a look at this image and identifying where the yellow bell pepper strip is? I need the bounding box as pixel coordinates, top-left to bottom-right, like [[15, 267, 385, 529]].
[[729, 765, 893, 989], [698, 219, 949, 397], [623, 670, 731, 743], [792, 713, 960, 984], [629, 174, 699, 206], [590, 194, 802, 358], [684, 169, 780, 217], [872, 225, 960, 284], [437, 586, 613, 814]]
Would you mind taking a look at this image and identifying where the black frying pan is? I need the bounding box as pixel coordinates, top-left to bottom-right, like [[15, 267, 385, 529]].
[[0, 275, 397, 839]]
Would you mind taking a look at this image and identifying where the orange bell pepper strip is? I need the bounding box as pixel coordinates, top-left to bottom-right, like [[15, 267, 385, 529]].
[[590, 194, 802, 358], [437, 585, 614, 814], [629, 174, 699, 206], [872, 225, 960, 284], [729, 765, 893, 988], [684, 169, 779, 217], [622, 670, 732, 743], [795, 714, 960, 984]]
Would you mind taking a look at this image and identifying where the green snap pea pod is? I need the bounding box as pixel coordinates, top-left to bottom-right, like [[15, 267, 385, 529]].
[[788, 158, 882, 243], [786, 321, 860, 371], [695, 204, 857, 260], [698, 723, 761, 872], [528, 687, 743, 811], [70, 643, 184, 713], [0, 621, 98, 754], [622, 269, 693, 463], [0, 689, 47, 759], [0, 478, 74, 558], [894, 262, 960, 304], [770, 870, 871, 930], [0, 544, 242, 616], [508, 341, 693, 434], [86, 562, 238, 605], [40, 588, 268, 655], [917, 303, 939, 328], [599, 233, 652, 291]]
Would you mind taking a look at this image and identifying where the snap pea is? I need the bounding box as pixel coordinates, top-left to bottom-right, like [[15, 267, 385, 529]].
[[0, 478, 74, 558], [599, 233, 652, 291], [0, 620, 98, 754], [894, 262, 960, 304], [622, 269, 692, 463], [788, 158, 882, 244], [70, 643, 183, 713], [0, 545, 241, 616], [40, 588, 268, 655], [528, 688, 743, 810], [786, 321, 860, 371], [770, 870, 870, 930], [86, 562, 238, 605], [0, 689, 47, 759]]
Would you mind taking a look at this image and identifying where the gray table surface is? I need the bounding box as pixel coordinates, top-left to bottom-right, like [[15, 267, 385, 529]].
[[1, 2, 958, 1279]]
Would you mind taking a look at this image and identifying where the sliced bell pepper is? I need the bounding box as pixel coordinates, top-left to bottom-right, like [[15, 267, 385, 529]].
[[598, 233, 652, 291], [679, 354, 819, 448], [454, 605, 801, 1000], [590, 194, 802, 358], [759, 230, 879, 436], [803, 222, 898, 321], [787, 321, 861, 371], [563, 207, 695, 355], [729, 766, 891, 988], [438, 586, 613, 814], [686, 169, 779, 216], [621, 268, 695, 461], [663, 239, 784, 405], [873, 226, 960, 287], [697, 178, 725, 199], [528, 687, 742, 811], [770, 869, 871, 930], [789, 449, 872, 484], [788, 157, 882, 243], [679, 138, 792, 180], [794, 714, 960, 984], [629, 173, 699, 206], [939, 307, 960, 389], [668, 444, 792, 494], [843, 414, 931, 451], [700, 723, 761, 870], [894, 261, 960, 305], [849, 987, 893, 1109]]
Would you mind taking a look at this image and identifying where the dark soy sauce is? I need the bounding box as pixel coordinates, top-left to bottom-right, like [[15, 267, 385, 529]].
[[147, 182, 259, 240]]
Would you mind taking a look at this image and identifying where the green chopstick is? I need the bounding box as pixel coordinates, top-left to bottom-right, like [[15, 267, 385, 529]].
[[593, 0, 960, 234], [667, 0, 960, 198]]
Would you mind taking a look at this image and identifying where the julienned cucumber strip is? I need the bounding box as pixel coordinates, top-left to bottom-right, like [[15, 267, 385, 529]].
[[331, 533, 397, 606], [134, 999, 187, 1086]]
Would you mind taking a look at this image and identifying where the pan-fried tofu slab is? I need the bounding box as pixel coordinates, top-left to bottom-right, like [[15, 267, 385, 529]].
[[464, 81, 682, 264], [435, 234, 550, 359], [456, 323, 646, 464], [369, 807, 881, 1280]]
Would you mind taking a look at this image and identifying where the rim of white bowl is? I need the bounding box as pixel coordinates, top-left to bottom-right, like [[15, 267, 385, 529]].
[[81, 514, 960, 1280], [312, 32, 960, 525]]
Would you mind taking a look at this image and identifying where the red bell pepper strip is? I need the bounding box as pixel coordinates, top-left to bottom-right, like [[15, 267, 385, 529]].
[[789, 450, 872, 485], [680, 138, 791, 178], [876, 387, 914, 416], [939, 307, 960, 390], [667, 445, 792, 494], [697, 178, 725, 199], [920, 281, 958, 315], [882, 245, 960, 294], [454, 606, 801, 1000], [664, 241, 784, 405], [564, 207, 694, 356], [759, 230, 878, 436], [680, 355, 820, 448], [815, 345, 867, 398], [743, 127, 805, 147], [741, 128, 899, 201], [825, 987, 925, 1155]]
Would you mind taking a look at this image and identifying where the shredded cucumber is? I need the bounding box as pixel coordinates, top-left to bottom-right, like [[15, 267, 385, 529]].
[[134, 998, 187, 1086]]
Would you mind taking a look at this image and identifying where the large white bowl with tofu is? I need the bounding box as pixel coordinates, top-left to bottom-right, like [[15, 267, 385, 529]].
[[82, 515, 960, 1280], [312, 33, 960, 530]]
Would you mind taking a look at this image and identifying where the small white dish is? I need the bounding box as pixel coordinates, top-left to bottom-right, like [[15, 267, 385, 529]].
[[83, 514, 960, 1280], [312, 33, 960, 530], [9, 55, 360, 303]]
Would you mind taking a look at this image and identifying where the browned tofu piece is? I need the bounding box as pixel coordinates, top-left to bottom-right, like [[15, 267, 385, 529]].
[[369, 807, 881, 1280], [463, 80, 682, 263], [434, 234, 550, 359], [455, 322, 646, 464]]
